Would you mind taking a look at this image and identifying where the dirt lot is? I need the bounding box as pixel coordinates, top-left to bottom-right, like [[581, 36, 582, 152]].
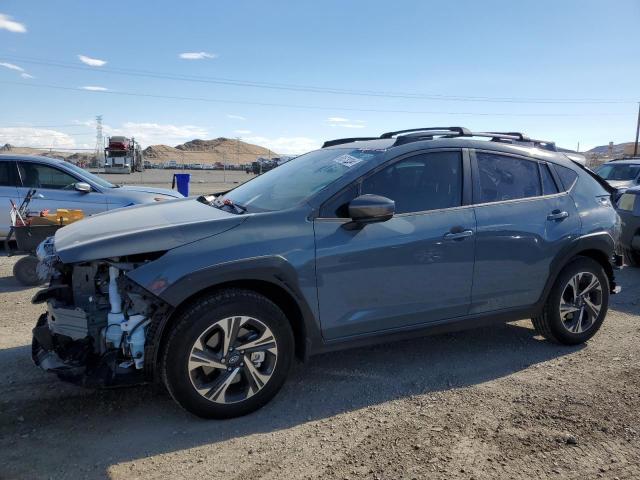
[[0, 254, 639, 480], [97, 169, 256, 196]]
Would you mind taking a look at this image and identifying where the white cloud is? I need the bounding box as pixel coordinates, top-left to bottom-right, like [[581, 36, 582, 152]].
[[81, 85, 108, 91], [326, 117, 366, 128], [243, 136, 319, 155], [0, 128, 76, 148], [0, 62, 24, 72], [179, 52, 217, 60], [234, 129, 252, 135], [20, 72, 34, 79], [328, 123, 365, 129], [103, 122, 209, 147], [78, 55, 107, 67], [0, 13, 26, 33], [227, 114, 246, 120]]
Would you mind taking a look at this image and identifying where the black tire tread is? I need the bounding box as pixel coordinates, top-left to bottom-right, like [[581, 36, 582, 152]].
[[160, 288, 292, 418], [531, 256, 608, 345]]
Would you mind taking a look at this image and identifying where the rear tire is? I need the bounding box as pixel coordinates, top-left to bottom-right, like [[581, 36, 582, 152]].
[[624, 248, 640, 267], [532, 257, 609, 345], [162, 289, 294, 419], [13, 256, 42, 286]]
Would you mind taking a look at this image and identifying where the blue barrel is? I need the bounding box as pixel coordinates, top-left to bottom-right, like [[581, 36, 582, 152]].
[[172, 173, 191, 197]]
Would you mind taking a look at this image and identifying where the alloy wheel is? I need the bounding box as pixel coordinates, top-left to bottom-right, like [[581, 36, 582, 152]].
[[187, 316, 278, 404], [558, 272, 603, 334]]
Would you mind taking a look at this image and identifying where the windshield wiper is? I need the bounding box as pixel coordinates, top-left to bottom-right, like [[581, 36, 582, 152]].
[[207, 196, 248, 214]]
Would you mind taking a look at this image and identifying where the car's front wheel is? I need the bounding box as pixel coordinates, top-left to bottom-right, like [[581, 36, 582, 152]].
[[532, 257, 609, 345], [162, 289, 294, 419]]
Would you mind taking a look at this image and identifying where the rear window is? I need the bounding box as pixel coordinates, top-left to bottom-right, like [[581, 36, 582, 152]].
[[540, 163, 559, 195], [555, 165, 579, 191], [618, 193, 637, 212], [476, 152, 540, 203]]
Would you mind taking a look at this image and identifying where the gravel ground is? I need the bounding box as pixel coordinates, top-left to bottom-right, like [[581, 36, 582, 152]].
[[96, 169, 256, 196], [0, 253, 638, 480]]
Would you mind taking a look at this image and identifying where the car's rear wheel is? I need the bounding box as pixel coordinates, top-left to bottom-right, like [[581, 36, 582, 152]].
[[162, 289, 294, 419], [623, 248, 640, 267], [532, 257, 609, 345]]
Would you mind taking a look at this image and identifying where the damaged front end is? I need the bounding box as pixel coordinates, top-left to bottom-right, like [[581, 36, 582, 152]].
[[31, 240, 171, 387]]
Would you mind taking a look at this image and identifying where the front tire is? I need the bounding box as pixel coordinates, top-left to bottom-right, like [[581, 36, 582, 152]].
[[162, 289, 294, 419], [532, 257, 609, 345]]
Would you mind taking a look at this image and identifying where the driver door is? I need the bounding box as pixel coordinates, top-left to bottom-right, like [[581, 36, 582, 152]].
[[16, 161, 107, 217], [314, 150, 476, 340]]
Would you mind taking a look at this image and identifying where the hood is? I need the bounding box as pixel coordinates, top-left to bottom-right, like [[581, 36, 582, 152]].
[[55, 198, 245, 263], [115, 185, 183, 198]]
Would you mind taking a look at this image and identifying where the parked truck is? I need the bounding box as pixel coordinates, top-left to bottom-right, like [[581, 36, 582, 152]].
[[104, 136, 144, 174]]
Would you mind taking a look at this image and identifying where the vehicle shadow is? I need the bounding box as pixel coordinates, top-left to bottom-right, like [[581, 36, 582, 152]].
[[0, 321, 581, 479], [607, 265, 640, 316], [0, 274, 36, 293]]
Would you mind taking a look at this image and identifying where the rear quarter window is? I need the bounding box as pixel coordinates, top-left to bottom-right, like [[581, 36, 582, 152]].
[[554, 165, 579, 191]]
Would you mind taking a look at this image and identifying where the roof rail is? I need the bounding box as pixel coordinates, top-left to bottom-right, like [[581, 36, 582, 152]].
[[321, 127, 558, 151], [479, 131, 530, 142], [380, 127, 472, 139], [322, 137, 379, 148]]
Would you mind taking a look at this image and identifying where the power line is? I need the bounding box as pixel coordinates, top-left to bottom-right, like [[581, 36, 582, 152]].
[[0, 80, 634, 117], [1, 54, 635, 105]]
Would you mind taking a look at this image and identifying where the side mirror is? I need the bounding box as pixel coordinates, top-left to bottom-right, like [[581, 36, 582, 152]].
[[74, 182, 91, 193], [348, 194, 395, 225]]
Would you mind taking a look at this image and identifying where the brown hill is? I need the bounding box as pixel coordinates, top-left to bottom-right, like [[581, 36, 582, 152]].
[[143, 138, 274, 166], [0, 144, 95, 163]]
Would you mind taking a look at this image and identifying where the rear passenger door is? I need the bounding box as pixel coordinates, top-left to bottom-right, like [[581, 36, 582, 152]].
[[469, 150, 581, 313]]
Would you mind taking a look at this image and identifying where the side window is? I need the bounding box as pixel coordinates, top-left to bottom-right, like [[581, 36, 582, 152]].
[[362, 151, 462, 214], [476, 152, 541, 203], [320, 184, 358, 218], [540, 163, 559, 195], [18, 163, 78, 190], [0, 161, 19, 187], [554, 165, 579, 191]]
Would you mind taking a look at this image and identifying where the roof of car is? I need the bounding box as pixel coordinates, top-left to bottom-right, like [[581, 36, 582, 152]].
[[324, 136, 574, 166], [0, 153, 68, 165]]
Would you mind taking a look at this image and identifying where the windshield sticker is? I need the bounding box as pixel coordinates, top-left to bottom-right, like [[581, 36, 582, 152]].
[[333, 154, 363, 168]]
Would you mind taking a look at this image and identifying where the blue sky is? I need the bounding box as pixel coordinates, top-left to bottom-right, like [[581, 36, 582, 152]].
[[0, 0, 638, 153]]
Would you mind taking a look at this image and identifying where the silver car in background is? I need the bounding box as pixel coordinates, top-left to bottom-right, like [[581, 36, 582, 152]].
[[0, 154, 183, 235]]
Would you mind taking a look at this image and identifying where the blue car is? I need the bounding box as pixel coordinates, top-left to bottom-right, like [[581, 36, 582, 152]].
[[32, 128, 622, 418], [0, 154, 183, 236]]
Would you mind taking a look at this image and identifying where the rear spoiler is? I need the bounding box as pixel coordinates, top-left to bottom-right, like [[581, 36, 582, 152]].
[[570, 160, 617, 195]]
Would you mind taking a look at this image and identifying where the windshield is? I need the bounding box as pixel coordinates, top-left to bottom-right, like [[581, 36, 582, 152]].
[[63, 162, 115, 189], [596, 163, 640, 181], [221, 148, 384, 212]]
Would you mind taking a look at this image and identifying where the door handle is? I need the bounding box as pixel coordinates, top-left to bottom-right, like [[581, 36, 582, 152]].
[[547, 210, 569, 221], [443, 229, 474, 241]]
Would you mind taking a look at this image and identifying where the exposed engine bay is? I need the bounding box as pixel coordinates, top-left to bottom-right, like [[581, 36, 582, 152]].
[[31, 238, 170, 387]]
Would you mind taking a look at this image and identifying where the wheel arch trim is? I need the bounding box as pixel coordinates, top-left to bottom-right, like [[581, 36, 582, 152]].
[[537, 231, 617, 312]]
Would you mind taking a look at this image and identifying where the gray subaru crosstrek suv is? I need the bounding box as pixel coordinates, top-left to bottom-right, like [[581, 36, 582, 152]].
[[31, 127, 622, 418]]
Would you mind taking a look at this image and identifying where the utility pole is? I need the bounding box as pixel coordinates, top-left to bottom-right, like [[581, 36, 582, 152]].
[[94, 115, 103, 168], [634, 102, 640, 157]]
